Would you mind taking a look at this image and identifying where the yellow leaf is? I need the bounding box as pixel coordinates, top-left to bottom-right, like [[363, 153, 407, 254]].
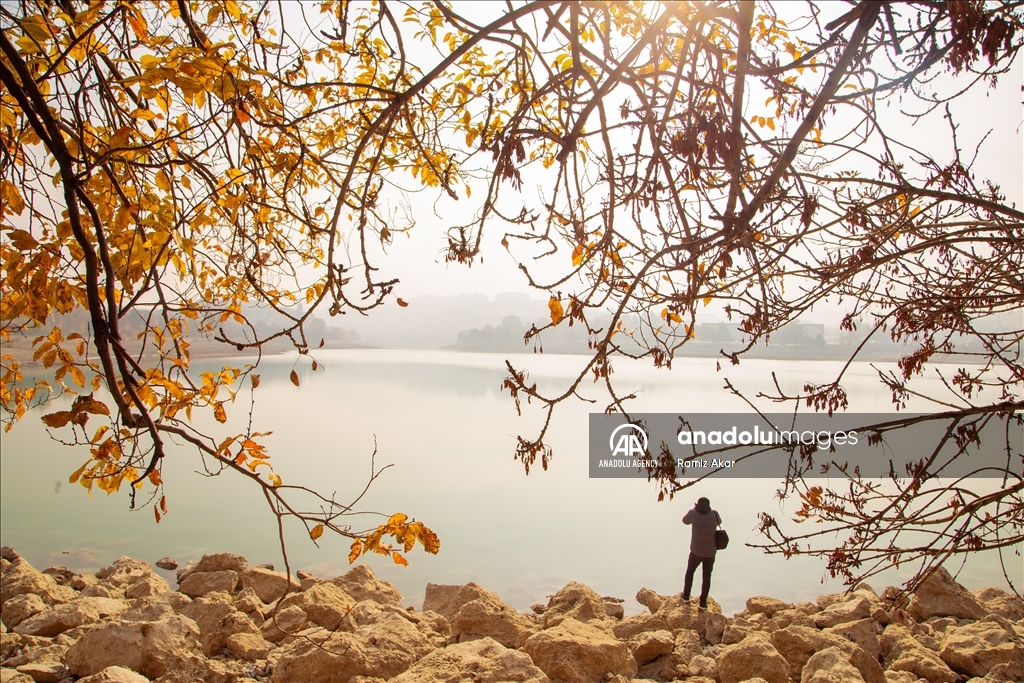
[[70, 366, 85, 387], [703, 297, 713, 306], [548, 297, 564, 325], [268, 472, 282, 487], [348, 538, 362, 564], [310, 523, 324, 540], [213, 402, 227, 423], [155, 169, 170, 192], [251, 374, 260, 388], [572, 244, 584, 266]]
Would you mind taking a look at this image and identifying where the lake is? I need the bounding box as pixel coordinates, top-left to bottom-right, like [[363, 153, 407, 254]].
[[1, 349, 1019, 613]]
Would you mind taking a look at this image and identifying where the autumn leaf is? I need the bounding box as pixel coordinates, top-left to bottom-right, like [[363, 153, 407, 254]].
[[396, 298, 408, 307], [289, 370, 300, 386], [41, 411, 73, 428], [310, 523, 324, 540], [268, 472, 282, 487], [548, 297, 564, 325], [348, 538, 362, 564], [213, 402, 227, 423], [251, 374, 260, 389], [392, 552, 409, 566]]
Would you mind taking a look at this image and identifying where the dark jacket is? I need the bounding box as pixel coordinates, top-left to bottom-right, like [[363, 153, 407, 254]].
[[683, 503, 722, 558]]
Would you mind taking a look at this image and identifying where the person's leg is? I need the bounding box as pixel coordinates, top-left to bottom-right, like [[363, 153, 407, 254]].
[[698, 555, 715, 608], [682, 552, 700, 600]]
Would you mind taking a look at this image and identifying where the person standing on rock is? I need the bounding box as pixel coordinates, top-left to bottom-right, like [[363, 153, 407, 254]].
[[682, 496, 722, 610]]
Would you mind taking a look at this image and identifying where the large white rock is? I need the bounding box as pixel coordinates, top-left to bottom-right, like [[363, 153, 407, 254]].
[[0, 558, 75, 606], [423, 582, 498, 621], [879, 624, 958, 683], [541, 582, 611, 628], [520, 617, 637, 683], [177, 570, 238, 598], [390, 636, 548, 683], [330, 564, 402, 605], [802, 647, 866, 683], [240, 566, 299, 604], [64, 614, 204, 679], [907, 568, 987, 621], [938, 617, 1024, 678], [771, 625, 885, 683], [278, 582, 357, 631], [716, 632, 790, 683], [75, 666, 150, 683], [1, 594, 47, 630], [450, 594, 535, 648], [181, 595, 261, 656], [747, 596, 794, 618], [270, 613, 434, 683], [13, 597, 128, 637]]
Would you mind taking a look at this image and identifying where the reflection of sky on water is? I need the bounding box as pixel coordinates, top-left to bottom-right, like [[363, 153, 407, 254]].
[[1, 349, 1018, 614]]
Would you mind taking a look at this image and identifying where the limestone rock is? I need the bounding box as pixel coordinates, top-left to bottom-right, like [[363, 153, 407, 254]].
[[0, 558, 75, 606], [635, 587, 663, 614], [716, 632, 790, 683], [4, 643, 67, 669], [451, 595, 534, 648], [747, 596, 793, 618], [261, 605, 308, 643], [672, 628, 703, 664], [815, 597, 872, 628], [938, 617, 1024, 678], [14, 597, 128, 637], [611, 612, 669, 640], [0, 669, 34, 683], [984, 659, 1024, 682], [972, 587, 1024, 621], [704, 611, 729, 645], [390, 636, 549, 683], [181, 595, 261, 656], [225, 632, 273, 662], [907, 568, 987, 621], [330, 565, 402, 605], [803, 647, 866, 683], [124, 574, 170, 599], [177, 570, 238, 598], [602, 597, 624, 620], [771, 625, 885, 683], [1, 594, 46, 630], [270, 613, 434, 683], [13, 662, 65, 683], [185, 553, 248, 577], [240, 566, 299, 604], [688, 654, 718, 679], [39, 567, 75, 586], [65, 613, 203, 679], [94, 558, 152, 590], [279, 582, 357, 631], [829, 618, 882, 660], [879, 624, 958, 683], [232, 586, 267, 626], [629, 629, 674, 666], [423, 582, 499, 622], [80, 584, 123, 600], [882, 672, 918, 683], [74, 666, 150, 683], [520, 617, 637, 683], [155, 557, 178, 571], [722, 618, 754, 645]]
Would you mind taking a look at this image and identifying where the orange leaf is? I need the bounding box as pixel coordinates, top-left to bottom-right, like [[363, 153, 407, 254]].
[[392, 552, 408, 567], [289, 370, 300, 386], [548, 297, 564, 325], [310, 523, 324, 540], [348, 538, 362, 564], [250, 374, 260, 389], [213, 402, 227, 423], [396, 298, 408, 308], [154, 507, 161, 524]]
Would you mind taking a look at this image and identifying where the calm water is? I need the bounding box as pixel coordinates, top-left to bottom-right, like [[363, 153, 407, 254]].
[[1, 349, 1019, 613]]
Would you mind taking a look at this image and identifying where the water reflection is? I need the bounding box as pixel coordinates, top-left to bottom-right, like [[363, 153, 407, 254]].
[[1, 349, 1018, 613]]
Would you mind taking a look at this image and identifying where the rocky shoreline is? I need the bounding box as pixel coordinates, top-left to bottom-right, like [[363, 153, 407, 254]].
[[1, 547, 1022, 683]]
